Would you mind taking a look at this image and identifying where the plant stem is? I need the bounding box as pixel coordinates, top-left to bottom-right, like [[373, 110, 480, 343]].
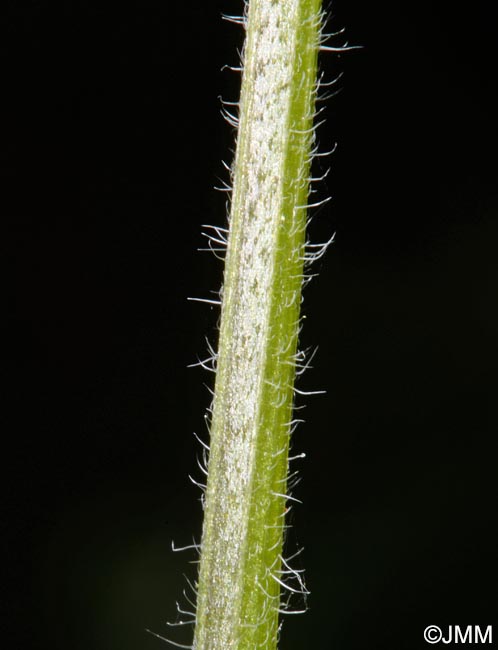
[[194, 1, 323, 648]]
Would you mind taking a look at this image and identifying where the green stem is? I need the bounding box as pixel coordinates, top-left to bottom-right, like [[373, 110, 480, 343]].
[[194, 1, 323, 648]]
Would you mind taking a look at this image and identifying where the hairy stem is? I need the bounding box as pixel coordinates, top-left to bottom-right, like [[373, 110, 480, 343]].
[[194, 1, 323, 648]]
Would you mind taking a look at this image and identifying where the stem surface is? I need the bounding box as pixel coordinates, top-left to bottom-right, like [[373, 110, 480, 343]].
[[194, 1, 322, 648]]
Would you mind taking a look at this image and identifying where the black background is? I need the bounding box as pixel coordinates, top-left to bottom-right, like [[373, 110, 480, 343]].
[[4, 1, 498, 648]]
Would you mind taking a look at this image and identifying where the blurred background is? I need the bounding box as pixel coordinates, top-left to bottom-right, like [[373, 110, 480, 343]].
[[4, 1, 497, 648]]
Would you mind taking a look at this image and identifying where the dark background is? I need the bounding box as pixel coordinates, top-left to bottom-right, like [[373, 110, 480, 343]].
[[4, 1, 498, 648]]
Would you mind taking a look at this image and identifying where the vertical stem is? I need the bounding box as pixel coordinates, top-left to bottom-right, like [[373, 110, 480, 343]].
[[194, 1, 323, 648]]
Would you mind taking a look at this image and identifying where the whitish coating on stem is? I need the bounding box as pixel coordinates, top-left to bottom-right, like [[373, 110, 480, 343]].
[[200, 8, 291, 628]]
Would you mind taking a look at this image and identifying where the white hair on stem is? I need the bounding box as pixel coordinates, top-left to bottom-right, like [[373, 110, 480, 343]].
[[161, 2, 359, 648]]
